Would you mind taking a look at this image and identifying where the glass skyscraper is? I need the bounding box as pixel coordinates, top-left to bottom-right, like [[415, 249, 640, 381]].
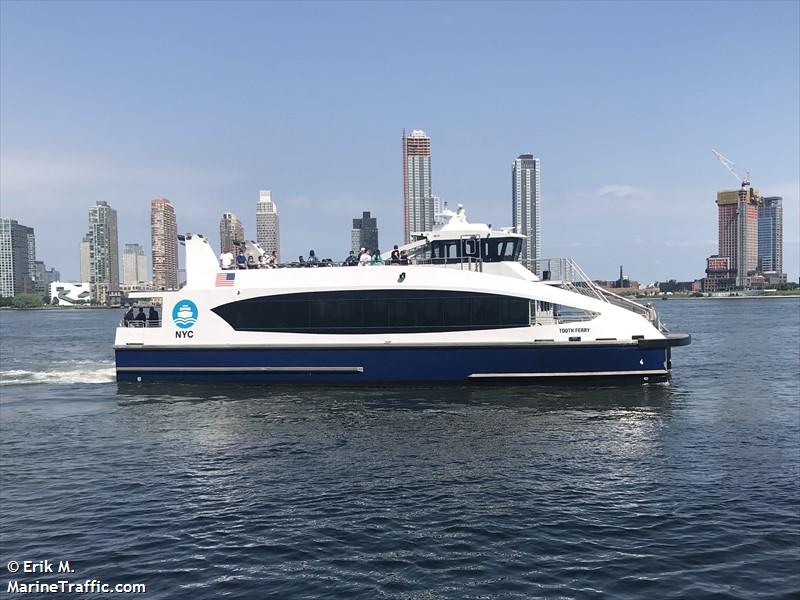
[[351, 211, 379, 253], [758, 196, 783, 275], [512, 154, 541, 273]]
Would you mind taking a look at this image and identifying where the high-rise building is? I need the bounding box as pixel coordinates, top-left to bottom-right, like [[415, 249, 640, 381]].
[[758, 196, 783, 275], [403, 129, 433, 243], [31, 260, 59, 300], [351, 211, 380, 253], [151, 198, 178, 291], [0, 218, 35, 298], [87, 201, 119, 304], [512, 154, 542, 273], [256, 190, 280, 260], [26, 231, 36, 283], [220, 212, 245, 253], [123, 243, 148, 285], [716, 187, 759, 287], [79, 236, 91, 283], [431, 195, 444, 225]]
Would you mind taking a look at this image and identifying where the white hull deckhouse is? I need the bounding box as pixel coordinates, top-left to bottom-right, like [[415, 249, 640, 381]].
[[114, 207, 689, 384]]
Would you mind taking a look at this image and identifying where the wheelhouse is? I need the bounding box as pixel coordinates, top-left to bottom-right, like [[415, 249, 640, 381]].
[[429, 236, 522, 264]]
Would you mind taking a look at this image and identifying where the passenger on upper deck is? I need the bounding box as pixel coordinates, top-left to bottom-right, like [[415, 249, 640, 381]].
[[267, 250, 278, 268], [390, 245, 400, 265], [258, 253, 267, 268], [135, 308, 147, 326], [371, 250, 384, 266], [247, 255, 257, 269], [147, 307, 160, 327], [344, 251, 358, 266], [123, 306, 134, 327], [236, 249, 247, 270], [307, 249, 319, 266], [359, 249, 371, 266], [219, 247, 234, 270], [399, 250, 409, 265]]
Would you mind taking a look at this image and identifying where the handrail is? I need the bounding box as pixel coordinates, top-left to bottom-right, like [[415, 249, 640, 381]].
[[533, 257, 666, 331]]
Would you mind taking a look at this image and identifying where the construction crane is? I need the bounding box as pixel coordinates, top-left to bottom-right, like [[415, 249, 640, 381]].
[[711, 149, 750, 188]]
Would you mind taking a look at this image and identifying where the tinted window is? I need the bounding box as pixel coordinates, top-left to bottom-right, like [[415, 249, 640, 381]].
[[429, 237, 521, 263], [212, 290, 530, 334]]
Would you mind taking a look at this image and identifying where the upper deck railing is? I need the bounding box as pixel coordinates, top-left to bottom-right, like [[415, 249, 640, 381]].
[[534, 257, 665, 332]]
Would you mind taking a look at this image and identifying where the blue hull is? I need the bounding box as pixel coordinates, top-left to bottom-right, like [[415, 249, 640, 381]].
[[115, 344, 671, 384]]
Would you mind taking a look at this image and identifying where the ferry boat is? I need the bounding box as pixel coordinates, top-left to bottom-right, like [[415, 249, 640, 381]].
[[115, 206, 690, 384]]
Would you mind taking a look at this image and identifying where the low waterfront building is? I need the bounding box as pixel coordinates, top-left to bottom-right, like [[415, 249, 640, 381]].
[[49, 281, 92, 306], [702, 255, 736, 293], [657, 280, 696, 294]]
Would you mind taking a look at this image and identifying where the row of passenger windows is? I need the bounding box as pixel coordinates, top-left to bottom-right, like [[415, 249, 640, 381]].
[[212, 290, 531, 334]]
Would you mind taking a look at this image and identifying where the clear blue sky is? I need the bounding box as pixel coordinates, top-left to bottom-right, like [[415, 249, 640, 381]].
[[2, 0, 798, 282]]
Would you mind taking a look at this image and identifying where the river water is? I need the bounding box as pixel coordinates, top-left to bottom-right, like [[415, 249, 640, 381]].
[[1, 299, 798, 599]]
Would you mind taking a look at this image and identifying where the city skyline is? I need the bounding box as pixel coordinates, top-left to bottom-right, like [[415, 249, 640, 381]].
[[0, 1, 797, 282]]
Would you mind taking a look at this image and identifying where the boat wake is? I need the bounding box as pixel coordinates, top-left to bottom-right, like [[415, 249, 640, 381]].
[[0, 360, 116, 386]]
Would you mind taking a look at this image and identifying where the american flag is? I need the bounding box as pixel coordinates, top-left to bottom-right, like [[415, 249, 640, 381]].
[[216, 272, 236, 287]]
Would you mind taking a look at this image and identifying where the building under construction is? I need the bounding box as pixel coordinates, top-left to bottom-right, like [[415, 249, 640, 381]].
[[704, 151, 785, 292], [704, 186, 760, 292]]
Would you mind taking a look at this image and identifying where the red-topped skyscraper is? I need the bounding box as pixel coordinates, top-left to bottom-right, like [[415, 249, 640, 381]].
[[403, 129, 433, 244]]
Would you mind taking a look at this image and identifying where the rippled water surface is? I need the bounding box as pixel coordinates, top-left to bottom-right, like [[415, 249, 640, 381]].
[[1, 300, 799, 599]]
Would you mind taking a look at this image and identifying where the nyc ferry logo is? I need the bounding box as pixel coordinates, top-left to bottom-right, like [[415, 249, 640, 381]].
[[172, 300, 198, 338]]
